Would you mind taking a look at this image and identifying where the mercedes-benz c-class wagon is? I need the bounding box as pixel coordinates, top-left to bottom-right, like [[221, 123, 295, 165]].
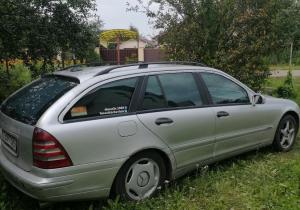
[[0, 62, 299, 201]]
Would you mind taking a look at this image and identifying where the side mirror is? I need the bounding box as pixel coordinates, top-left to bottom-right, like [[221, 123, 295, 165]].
[[252, 94, 265, 106]]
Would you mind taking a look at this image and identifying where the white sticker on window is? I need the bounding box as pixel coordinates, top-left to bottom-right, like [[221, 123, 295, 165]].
[[99, 106, 128, 115]]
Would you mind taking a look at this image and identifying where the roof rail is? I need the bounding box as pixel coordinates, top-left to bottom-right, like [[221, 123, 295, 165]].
[[56, 64, 84, 71], [56, 62, 110, 72], [94, 61, 207, 77]]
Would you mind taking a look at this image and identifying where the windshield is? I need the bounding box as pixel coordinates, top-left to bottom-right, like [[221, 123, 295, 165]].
[[1, 75, 78, 125]]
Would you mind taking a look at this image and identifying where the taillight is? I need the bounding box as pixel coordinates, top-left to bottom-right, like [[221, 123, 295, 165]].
[[32, 128, 73, 169]]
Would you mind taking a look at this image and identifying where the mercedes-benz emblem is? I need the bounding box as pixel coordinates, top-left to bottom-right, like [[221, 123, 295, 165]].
[[137, 172, 149, 187]]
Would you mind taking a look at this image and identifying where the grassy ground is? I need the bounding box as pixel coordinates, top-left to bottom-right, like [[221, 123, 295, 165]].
[[1, 78, 300, 210]]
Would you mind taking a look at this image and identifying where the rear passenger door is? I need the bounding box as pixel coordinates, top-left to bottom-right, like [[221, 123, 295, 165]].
[[137, 72, 215, 168], [58, 77, 148, 164]]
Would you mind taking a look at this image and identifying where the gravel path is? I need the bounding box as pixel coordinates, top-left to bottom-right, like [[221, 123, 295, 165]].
[[271, 70, 300, 77]]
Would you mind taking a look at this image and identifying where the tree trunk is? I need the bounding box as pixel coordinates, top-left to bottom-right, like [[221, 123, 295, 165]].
[[5, 59, 10, 77], [31, 60, 38, 78], [42, 58, 47, 74], [49, 57, 54, 72], [72, 50, 76, 65], [61, 51, 65, 68]]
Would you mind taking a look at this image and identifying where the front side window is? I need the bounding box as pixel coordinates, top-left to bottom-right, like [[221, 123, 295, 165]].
[[64, 77, 137, 120], [201, 73, 250, 105], [141, 73, 203, 111]]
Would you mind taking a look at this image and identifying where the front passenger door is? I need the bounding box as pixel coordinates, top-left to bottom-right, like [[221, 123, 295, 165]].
[[200, 72, 269, 158]]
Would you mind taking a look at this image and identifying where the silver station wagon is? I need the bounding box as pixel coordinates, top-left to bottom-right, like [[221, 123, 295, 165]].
[[0, 62, 299, 202]]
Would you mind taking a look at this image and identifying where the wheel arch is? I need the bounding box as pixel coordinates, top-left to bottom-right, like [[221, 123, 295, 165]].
[[282, 110, 299, 128]]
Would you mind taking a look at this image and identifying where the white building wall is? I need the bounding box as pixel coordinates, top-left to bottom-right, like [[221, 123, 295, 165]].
[[120, 39, 146, 49]]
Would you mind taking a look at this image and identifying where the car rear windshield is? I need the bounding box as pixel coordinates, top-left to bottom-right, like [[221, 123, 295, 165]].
[[1, 75, 79, 125]]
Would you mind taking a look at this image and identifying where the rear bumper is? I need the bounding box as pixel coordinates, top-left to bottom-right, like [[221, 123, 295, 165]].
[[0, 144, 125, 202]]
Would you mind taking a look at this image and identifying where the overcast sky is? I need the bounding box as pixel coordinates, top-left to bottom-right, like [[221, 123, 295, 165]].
[[96, 0, 156, 37]]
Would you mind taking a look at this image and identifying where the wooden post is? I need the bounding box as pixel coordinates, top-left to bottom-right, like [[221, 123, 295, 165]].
[[99, 45, 102, 64], [116, 34, 120, 65]]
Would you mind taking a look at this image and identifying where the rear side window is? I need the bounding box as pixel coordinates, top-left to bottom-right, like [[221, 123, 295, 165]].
[[1, 76, 78, 125], [141, 73, 203, 111], [201, 73, 250, 105], [64, 77, 137, 120], [142, 76, 166, 110]]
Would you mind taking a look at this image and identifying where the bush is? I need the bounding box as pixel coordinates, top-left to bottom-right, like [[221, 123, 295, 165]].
[[276, 70, 297, 99], [125, 54, 138, 64], [277, 85, 297, 99], [86, 50, 101, 63], [0, 64, 32, 103]]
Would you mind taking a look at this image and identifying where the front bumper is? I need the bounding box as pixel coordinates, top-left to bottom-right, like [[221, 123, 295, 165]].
[[0, 145, 124, 202]]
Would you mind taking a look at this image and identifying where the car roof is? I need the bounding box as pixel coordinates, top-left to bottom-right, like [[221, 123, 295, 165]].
[[53, 63, 221, 83]]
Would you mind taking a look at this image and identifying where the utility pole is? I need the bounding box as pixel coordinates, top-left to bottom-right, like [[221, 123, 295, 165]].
[[289, 41, 293, 69]]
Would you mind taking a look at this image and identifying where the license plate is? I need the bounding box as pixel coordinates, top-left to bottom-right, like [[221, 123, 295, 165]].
[[1, 130, 18, 156]]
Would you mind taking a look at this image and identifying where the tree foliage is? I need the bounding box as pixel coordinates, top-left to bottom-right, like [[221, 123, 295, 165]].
[[0, 0, 101, 75], [273, 0, 300, 49], [132, 0, 300, 90]]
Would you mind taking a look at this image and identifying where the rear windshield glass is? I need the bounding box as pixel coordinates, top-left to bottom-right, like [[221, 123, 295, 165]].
[[1, 75, 78, 125]]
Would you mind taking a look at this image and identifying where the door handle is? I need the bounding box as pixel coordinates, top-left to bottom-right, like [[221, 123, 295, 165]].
[[217, 111, 230, 118], [155, 118, 174, 125]]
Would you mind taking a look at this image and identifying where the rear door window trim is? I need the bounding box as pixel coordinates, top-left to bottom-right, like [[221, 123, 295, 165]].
[[199, 72, 251, 107]]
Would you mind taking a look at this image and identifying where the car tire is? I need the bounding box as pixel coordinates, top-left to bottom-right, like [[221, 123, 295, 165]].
[[273, 115, 298, 152], [113, 151, 166, 201]]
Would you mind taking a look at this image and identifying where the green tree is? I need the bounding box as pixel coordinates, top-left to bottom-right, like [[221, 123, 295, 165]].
[[132, 0, 297, 90], [72, 20, 103, 64], [0, 0, 31, 75], [273, 0, 300, 67], [214, 0, 281, 90], [0, 0, 99, 74]]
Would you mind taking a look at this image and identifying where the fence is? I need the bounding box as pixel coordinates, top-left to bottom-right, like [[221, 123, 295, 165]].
[[100, 48, 167, 64], [144, 48, 167, 62], [100, 48, 138, 64]]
